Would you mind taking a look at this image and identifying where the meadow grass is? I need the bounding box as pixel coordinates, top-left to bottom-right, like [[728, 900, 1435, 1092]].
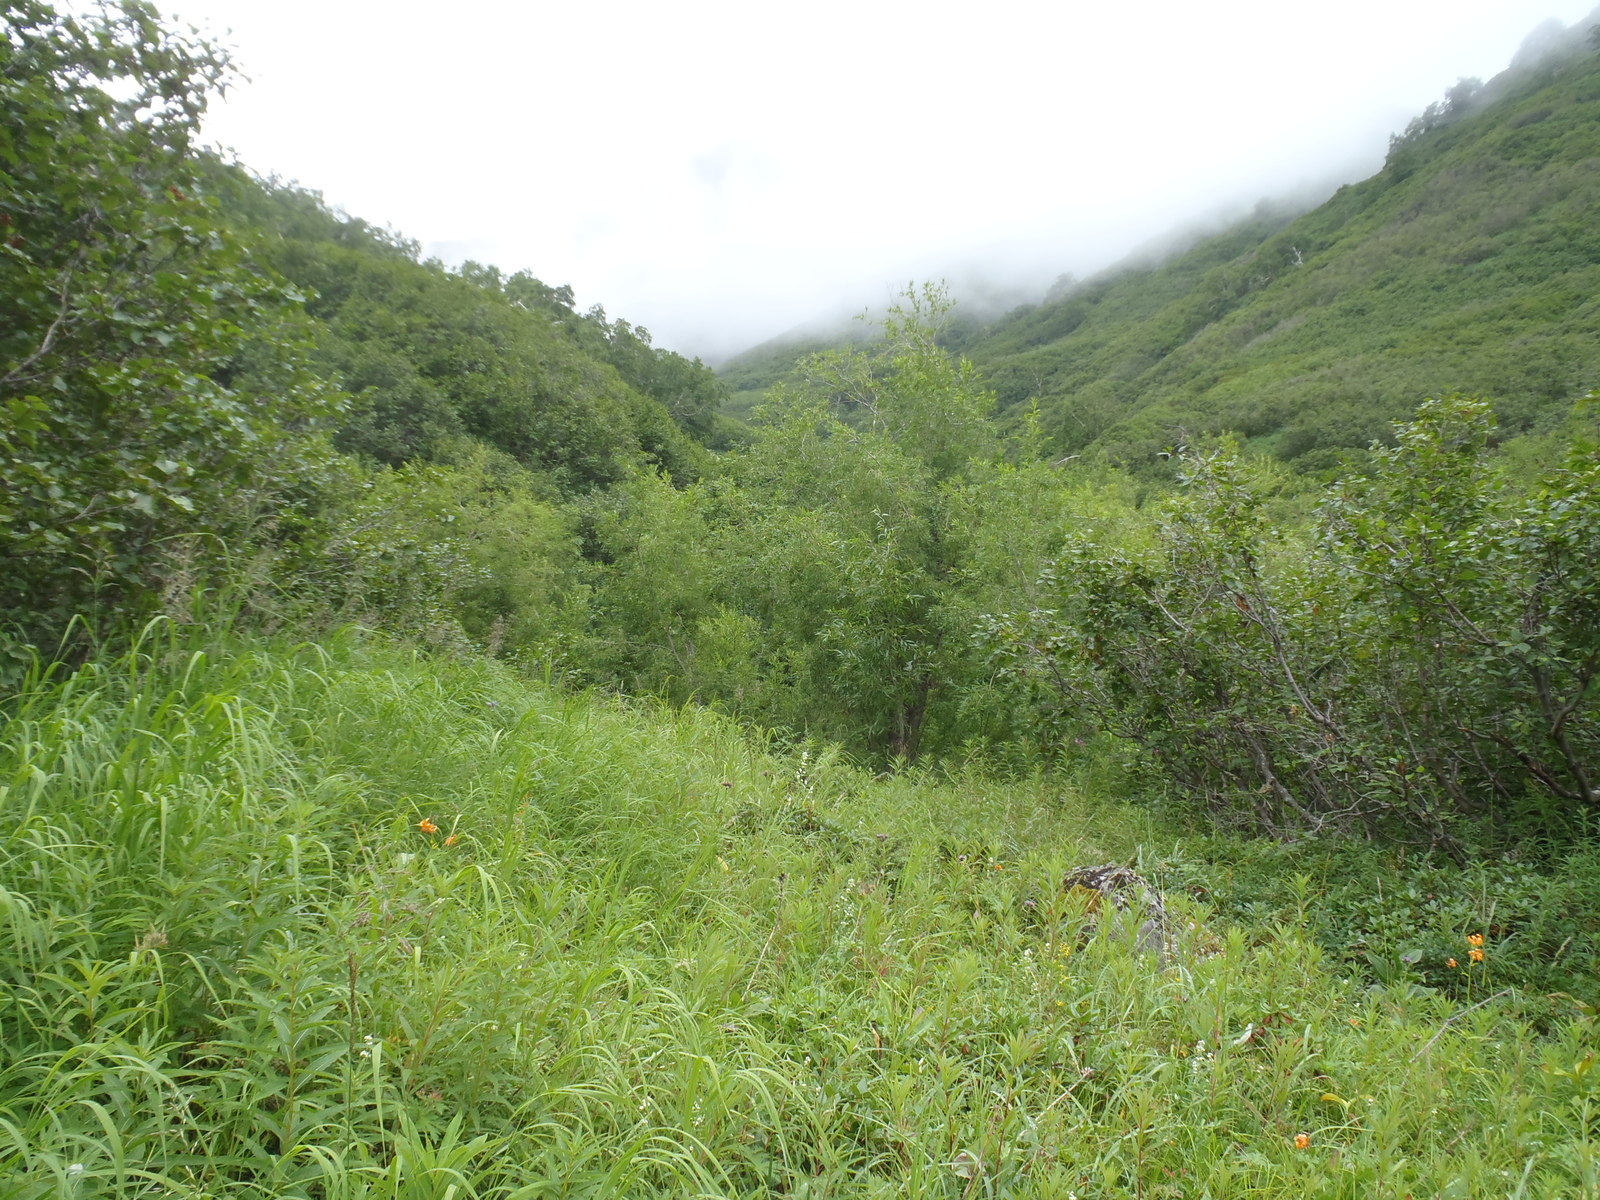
[[0, 623, 1595, 1198]]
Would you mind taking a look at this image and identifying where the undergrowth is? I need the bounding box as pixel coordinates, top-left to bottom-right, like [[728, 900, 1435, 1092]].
[[1, 624, 1596, 1198]]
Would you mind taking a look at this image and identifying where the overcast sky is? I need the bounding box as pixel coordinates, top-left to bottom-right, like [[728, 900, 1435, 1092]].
[[163, 0, 1595, 361]]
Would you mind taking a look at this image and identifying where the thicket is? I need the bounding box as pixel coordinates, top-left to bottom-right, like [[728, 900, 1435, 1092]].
[[566, 289, 1138, 762], [0, 0, 721, 672], [0, 0, 339, 653], [991, 395, 1600, 848]]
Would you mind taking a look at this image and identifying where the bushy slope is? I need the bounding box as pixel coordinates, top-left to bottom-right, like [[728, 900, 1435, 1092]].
[[965, 28, 1600, 471], [2, 627, 1597, 1197], [216, 174, 724, 487], [717, 332, 854, 420]]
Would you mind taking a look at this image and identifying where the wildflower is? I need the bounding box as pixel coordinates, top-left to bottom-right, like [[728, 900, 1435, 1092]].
[[1294, 1133, 1310, 1149], [1468, 947, 1484, 963], [444, 834, 458, 846], [418, 818, 438, 834], [1467, 932, 1484, 948], [1448, 958, 1458, 968]]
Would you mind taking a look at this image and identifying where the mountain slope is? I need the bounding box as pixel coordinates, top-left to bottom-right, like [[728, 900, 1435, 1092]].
[[962, 19, 1600, 471], [717, 17, 1600, 473], [215, 172, 727, 488]]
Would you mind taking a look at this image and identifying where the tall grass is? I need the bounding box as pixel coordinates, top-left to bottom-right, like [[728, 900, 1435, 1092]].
[[0, 623, 1595, 1197]]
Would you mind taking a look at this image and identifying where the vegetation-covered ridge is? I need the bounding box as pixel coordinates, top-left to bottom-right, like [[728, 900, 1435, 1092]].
[[977, 13, 1600, 472]]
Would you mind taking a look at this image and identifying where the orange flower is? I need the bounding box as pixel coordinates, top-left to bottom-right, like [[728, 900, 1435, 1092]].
[[418, 818, 438, 834], [1468, 947, 1484, 963], [1294, 1133, 1310, 1149], [1466, 932, 1484, 948], [1447, 958, 1458, 968], [443, 834, 458, 846]]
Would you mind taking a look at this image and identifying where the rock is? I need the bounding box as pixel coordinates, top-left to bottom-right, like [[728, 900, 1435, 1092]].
[[1061, 863, 1175, 959]]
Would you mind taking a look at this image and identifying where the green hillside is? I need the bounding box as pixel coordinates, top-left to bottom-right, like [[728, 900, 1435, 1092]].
[[719, 23, 1600, 474], [215, 177, 733, 486], [963, 26, 1600, 471], [5, 625, 1599, 1198], [719, 331, 853, 420]]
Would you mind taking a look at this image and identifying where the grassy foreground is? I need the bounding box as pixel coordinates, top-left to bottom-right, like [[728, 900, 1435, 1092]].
[[0, 627, 1596, 1198]]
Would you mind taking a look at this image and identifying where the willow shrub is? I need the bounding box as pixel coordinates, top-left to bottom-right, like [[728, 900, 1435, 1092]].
[[992, 395, 1600, 848]]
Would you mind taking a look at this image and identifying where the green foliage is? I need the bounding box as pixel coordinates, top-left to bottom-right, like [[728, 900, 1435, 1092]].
[[992, 395, 1600, 843], [0, 0, 735, 672], [12, 10, 1600, 1192], [714, 332, 849, 422], [0, 626, 1595, 1196], [3, 630, 1600, 1196], [212, 174, 726, 482], [0, 2, 338, 649], [527, 288, 731, 448], [309, 447, 586, 661], [578, 288, 1086, 762], [222, 189, 699, 488], [1161, 831, 1600, 1000]]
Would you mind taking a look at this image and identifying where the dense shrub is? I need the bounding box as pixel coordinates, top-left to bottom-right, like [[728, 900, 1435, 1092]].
[[993, 395, 1600, 847], [0, 2, 338, 655]]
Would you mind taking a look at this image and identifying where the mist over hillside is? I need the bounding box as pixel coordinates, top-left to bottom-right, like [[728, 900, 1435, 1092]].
[[719, 7, 1600, 468]]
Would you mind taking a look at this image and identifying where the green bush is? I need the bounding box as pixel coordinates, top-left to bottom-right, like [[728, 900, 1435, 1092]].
[[313, 447, 588, 663], [1159, 835, 1600, 1002], [0, 2, 338, 652], [992, 395, 1600, 845]]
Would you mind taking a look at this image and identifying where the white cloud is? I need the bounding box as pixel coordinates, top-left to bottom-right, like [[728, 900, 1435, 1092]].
[[165, 0, 1598, 359]]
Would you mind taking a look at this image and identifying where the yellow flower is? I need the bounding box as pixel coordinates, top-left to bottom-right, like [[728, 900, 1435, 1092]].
[[1294, 1133, 1310, 1149], [1447, 957, 1458, 968], [1468, 947, 1484, 963], [418, 818, 438, 834], [443, 834, 458, 846], [1466, 932, 1484, 948]]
